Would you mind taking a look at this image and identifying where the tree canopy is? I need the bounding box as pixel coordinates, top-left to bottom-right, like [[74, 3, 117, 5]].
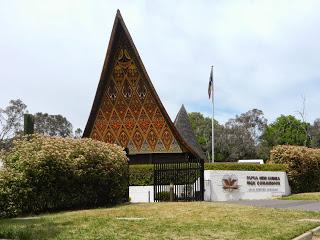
[[0, 99, 27, 141], [0, 99, 75, 148], [188, 109, 320, 162], [262, 115, 310, 147], [188, 109, 266, 162], [34, 112, 73, 137]]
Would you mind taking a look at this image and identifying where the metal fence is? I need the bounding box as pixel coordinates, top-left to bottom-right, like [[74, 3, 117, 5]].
[[153, 155, 204, 202]]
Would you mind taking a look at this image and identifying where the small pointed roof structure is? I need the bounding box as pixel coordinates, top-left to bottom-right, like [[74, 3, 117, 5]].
[[83, 10, 203, 161], [174, 105, 206, 160]]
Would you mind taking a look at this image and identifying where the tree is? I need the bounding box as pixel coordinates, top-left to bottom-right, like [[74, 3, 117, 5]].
[[0, 99, 27, 141], [188, 112, 214, 160], [295, 95, 310, 146], [310, 119, 320, 147], [233, 109, 267, 145], [232, 109, 268, 160], [34, 113, 73, 137], [188, 110, 264, 162], [218, 118, 257, 161], [261, 115, 310, 147], [0, 99, 74, 148], [74, 128, 83, 139]]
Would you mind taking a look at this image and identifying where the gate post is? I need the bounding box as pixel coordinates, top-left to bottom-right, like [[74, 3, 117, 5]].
[[153, 161, 156, 202], [169, 182, 174, 202], [125, 148, 130, 202], [200, 159, 204, 201]]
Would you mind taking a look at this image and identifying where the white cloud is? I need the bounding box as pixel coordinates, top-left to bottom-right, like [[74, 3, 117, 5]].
[[1, 0, 320, 130]]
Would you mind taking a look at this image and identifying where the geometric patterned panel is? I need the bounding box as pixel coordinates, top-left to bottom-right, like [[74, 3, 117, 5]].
[[90, 37, 182, 154]]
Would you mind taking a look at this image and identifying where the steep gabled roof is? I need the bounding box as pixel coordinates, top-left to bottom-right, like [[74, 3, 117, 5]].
[[83, 10, 202, 159], [174, 105, 206, 160]]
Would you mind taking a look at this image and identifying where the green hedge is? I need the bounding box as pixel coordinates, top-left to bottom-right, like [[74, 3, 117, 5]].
[[204, 163, 287, 171], [129, 163, 287, 186], [129, 164, 153, 186], [270, 145, 320, 193], [154, 191, 172, 201], [0, 135, 128, 218]]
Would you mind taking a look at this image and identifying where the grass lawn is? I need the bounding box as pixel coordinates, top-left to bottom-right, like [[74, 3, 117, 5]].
[[280, 192, 320, 201], [1, 202, 320, 240]]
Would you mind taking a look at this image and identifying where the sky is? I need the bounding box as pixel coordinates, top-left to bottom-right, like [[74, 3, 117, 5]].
[[1, 0, 320, 131]]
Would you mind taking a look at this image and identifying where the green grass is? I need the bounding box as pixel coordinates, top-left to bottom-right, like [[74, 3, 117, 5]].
[[1, 202, 320, 240], [280, 192, 320, 201]]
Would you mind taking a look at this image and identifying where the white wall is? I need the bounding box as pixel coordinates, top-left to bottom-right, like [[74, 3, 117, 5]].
[[129, 186, 154, 203], [204, 170, 291, 201]]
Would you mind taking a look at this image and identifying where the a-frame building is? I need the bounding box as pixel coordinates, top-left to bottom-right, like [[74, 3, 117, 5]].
[[83, 10, 205, 164]]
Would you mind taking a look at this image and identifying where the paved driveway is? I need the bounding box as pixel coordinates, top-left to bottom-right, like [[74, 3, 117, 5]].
[[226, 200, 320, 212]]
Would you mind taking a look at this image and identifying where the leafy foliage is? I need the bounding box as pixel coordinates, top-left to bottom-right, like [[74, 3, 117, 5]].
[[262, 115, 310, 147], [310, 118, 320, 147], [205, 163, 286, 171], [74, 128, 83, 139], [0, 100, 75, 149], [232, 109, 267, 145], [34, 113, 73, 137], [189, 109, 267, 162], [220, 119, 256, 161], [188, 109, 320, 162], [129, 164, 154, 186], [188, 112, 213, 160], [154, 191, 173, 201], [0, 135, 128, 218], [270, 145, 320, 193], [0, 99, 27, 141]]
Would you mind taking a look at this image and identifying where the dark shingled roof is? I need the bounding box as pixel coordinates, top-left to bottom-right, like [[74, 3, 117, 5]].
[[174, 105, 206, 160]]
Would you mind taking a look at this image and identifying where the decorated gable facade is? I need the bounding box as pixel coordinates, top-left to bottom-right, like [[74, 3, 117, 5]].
[[83, 10, 204, 163]]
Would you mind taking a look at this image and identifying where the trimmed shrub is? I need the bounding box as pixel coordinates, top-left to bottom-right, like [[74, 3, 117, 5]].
[[154, 191, 175, 201], [270, 145, 320, 193], [0, 135, 128, 218], [129, 163, 287, 186], [205, 163, 287, 172], [129, 164, 153, 186], [0, 170, 29, 217]]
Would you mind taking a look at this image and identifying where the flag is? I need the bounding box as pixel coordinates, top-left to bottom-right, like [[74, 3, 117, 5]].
[[208, 66, 213, 99]]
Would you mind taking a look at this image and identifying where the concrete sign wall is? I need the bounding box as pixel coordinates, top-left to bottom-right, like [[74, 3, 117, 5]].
[[204, 170, 291, 201]]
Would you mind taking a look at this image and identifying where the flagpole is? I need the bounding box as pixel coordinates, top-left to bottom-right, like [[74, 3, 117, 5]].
[[211, 66, 215, 163]]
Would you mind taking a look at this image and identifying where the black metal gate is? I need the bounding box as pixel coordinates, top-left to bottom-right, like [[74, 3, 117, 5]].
[[153, 154, 204, 202]]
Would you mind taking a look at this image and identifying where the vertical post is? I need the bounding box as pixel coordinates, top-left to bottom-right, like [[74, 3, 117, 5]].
[[153, 161, 156, 202], [211, 66, 215, 163], [170, 182, 174, 202], [126, 163, 129, 202], [124, 148, 130, 202], [200, 159, 204, 201], [187, 155, 189, 200], [24, 114, 34, 135], [174, 162, 177, 201]]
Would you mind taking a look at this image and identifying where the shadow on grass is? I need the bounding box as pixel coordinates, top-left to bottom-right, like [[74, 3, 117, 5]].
[[0, 217, 73, 240], [0, 202, 131, 240]]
